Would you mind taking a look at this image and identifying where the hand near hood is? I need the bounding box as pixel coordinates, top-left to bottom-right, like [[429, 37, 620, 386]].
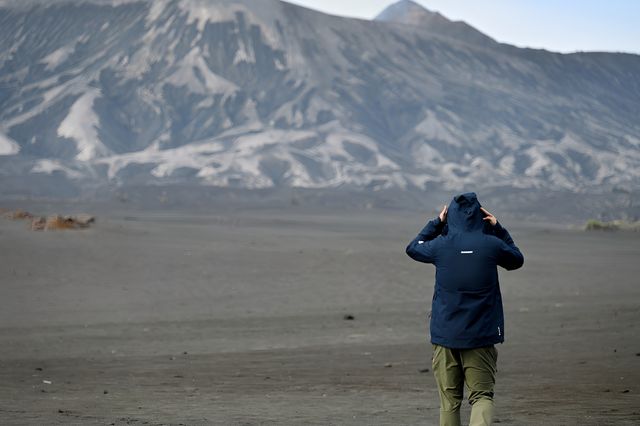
[[439, 205, 448, 222], [480, 207, 497, 226]]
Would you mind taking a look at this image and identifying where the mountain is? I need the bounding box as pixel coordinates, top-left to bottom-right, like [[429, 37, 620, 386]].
[[0, 0, 639, 202], [374, 0, 494, 46], [376, 0, 449, 26]]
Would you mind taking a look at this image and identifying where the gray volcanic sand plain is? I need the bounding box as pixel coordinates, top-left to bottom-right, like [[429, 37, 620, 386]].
[[0, 206, 638, 425]]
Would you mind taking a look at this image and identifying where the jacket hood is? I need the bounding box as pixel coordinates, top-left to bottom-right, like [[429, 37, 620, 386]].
[[446, 192, 484, 233]]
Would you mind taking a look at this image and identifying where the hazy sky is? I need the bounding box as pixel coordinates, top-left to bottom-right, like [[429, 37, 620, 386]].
[[287, 0, 640, 54]]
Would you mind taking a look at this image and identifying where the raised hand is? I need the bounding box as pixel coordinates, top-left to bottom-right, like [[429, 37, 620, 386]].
[[439, 205, 448, 222], [480, 207, 497, 226]]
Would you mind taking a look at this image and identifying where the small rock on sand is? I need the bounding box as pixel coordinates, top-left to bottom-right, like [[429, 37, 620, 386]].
[[74, 214, 95, 226], [45, 215, 85, 231], [4, 209, 33, 220], [27, 213, 97, 231], [31, 217, 46, 231]]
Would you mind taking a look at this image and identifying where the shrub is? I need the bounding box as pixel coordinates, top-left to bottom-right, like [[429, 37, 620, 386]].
[[585, 220, 619, 231]]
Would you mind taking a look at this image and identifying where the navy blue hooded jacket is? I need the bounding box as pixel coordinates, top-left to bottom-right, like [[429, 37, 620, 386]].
[[406, 193, 524, 349]]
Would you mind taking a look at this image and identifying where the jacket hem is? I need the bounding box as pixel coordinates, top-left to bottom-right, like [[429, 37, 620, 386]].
[[430, 336, 504, 349]]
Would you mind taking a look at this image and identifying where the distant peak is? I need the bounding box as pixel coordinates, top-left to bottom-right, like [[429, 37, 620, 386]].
[[375, 0, 494, 46], [389, 0, 428, 12], [389, 0, 423, 7], [375, 0, 444, 25]]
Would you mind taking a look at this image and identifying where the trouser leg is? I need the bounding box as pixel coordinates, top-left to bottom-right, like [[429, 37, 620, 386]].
[[432, 344, 464, 426], [460, 345, 498, 426], [469, 399, 494, 426]]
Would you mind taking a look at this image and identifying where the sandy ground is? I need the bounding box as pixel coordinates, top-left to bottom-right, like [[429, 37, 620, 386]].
[[0, 208, 638, 425]]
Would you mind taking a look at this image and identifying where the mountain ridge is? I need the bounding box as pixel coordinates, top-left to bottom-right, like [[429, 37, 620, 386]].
[[0, 0, 639, 199], [374, 0, 495, 47]]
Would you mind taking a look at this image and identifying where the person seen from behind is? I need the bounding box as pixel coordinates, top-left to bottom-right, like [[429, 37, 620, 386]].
[[405, 192, 524, 426]]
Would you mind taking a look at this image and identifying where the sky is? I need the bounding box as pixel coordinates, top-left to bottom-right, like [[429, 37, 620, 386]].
[[287, 0, 640, 54]]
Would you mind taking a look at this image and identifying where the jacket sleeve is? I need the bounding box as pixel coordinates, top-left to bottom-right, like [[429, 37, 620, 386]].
[[493, 222, 524, 270], [405, 217, 444, 264]]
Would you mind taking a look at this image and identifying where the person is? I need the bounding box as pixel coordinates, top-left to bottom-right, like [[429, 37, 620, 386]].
[[405, 192, 524, 426]]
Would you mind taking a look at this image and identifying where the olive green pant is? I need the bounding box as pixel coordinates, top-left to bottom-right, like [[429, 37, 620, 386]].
[[432, 344, 498, 426]]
